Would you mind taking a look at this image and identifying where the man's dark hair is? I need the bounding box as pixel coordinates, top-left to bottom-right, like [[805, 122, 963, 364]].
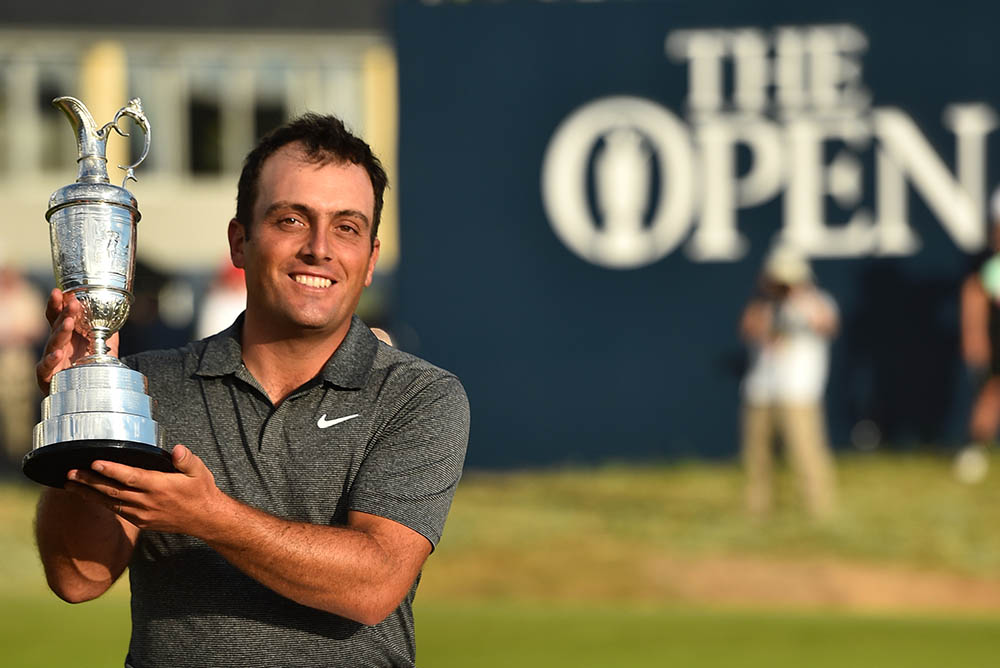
[[235, 113, 388, 243]]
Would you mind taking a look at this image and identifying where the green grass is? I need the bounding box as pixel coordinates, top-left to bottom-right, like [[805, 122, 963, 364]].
[[423, 451, 1000, 602], [416, 603, 1000, 668], [3, 597, 998, 668], [2, 594, 131, 668], [4, 452, 1000, 666]]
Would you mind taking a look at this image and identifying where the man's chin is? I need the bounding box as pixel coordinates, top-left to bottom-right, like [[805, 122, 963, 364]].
[[246, 300, 355, 340], [288, 312, 351, 337]]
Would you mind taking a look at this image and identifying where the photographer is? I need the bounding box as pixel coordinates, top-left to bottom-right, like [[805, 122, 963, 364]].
[[739, 245, 839, 519]]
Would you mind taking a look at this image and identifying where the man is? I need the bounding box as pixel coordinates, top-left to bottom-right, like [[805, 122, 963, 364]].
[[739, 245, 838, 519], [33, 114, 470, 667], [956, 187, 1000, 483]]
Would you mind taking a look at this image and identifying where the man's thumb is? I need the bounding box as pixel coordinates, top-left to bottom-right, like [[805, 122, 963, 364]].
[[172, 444, 195, 473]]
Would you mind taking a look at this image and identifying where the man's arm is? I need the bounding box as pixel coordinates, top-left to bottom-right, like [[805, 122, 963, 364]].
[[35, 489, 139, 603], [962, 273, 991, 369], [65, 446, 430, 625], [802, 287, 838, 338], [33, 289, 134, 603], [740, 299, 773, 343]]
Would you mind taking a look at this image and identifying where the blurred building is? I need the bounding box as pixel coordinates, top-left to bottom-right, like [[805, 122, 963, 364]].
[[0, 1, 398, 280]]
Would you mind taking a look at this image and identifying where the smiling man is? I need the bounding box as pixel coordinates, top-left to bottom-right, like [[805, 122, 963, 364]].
[[33, 115, 470, 668]]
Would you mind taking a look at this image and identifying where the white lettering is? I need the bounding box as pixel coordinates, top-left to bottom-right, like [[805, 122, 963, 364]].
[[666, 30, 729, 114], [689, 115, 784, 260], [782, 116, 875, 255], [669, 24, 869, 115], [875, 107, 993, 252], [542, 25, 996, 269], [541, 96, 697, 269], [805, 25, 869, 112]]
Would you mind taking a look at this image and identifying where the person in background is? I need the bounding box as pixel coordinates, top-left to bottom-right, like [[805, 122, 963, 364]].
[[0, 258, 45, 464], [194, 260, 247, 340], [955, 188, 1000, 483], [739, 245, 839, 519]]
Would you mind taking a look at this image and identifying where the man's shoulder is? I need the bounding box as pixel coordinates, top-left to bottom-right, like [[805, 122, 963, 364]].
[[372, 343, 462, 383], [369, 343, 467, 405]]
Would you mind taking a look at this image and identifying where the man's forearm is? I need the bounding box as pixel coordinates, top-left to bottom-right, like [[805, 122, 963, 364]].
[[35, 488, 137, 603], [194, 494, 429, 626], [62, 448, 433, 625]]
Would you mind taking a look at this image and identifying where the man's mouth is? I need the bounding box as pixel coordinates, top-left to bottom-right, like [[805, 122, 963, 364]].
[[293, 274, 333, 288]]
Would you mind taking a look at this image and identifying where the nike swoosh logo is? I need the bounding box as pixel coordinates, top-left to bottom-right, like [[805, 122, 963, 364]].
[[317, 413, 360, 429]]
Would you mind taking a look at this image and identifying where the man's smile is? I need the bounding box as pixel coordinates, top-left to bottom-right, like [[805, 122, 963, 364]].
[[292, 274, 334, 289]]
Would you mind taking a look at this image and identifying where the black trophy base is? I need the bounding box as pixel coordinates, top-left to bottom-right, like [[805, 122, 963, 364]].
[[22, 440, 176, 488]]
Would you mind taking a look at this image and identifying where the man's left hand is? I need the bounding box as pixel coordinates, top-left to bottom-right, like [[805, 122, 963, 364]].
[[65, 445, 222, 536]]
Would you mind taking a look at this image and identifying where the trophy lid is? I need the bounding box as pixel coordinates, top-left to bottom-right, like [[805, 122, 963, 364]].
[[47, 182, 140, 222]]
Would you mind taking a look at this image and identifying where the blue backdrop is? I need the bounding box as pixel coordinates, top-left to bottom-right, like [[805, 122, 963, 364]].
[[393, 0, 1000, 467]]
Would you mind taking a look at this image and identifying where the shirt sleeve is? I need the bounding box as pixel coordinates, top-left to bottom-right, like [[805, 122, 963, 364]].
[[348, 373, 470, 549]]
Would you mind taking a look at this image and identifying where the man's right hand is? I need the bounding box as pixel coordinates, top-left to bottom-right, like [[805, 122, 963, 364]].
[[35, 289, 119, 396]]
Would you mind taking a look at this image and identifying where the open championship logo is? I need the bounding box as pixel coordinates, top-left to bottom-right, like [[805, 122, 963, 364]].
[[541, 25, 998, 269]]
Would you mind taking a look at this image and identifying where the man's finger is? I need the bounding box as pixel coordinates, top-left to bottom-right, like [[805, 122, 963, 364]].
[[88, 460, 147, 489], [44, 288, 64, 326], [36, 314, 77, 394], [64, 480, 137, 519], [46, 298, 79, 347], [35, 348, 64, 391], [43, 314, 75, 356]]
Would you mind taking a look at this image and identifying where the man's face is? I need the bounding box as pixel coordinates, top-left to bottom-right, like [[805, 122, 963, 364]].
[[228, 144, 379, 342]]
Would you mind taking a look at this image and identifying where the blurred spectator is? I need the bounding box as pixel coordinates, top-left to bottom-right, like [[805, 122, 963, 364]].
[[195, 260, 246, 340], [955, 188, 1000, 483], [739, 245, 839, 519], [118, 258, 194, 358], [0, 261, 45, 463]]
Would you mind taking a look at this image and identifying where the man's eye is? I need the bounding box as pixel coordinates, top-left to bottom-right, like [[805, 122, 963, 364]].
[[338, 224, 359, 235], [280, 217, 305, 227]]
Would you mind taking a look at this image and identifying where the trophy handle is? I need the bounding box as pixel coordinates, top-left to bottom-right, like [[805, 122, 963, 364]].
[[101, 98, 151, 188]]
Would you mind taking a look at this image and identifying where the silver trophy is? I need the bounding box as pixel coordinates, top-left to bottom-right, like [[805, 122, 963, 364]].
[[22, 96, 173, 487]]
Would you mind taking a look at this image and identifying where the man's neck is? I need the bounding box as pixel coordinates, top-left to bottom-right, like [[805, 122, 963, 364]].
[[239, 315, 351, 405]]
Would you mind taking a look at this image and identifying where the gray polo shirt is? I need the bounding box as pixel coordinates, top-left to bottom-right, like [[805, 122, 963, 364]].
[[121, 315, 469, 668]]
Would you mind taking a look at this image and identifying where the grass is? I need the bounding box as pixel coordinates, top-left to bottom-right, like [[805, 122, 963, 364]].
[[4, 598, 999, 668], [416, 603, 1000, 668], [418, 452, 1000, 608], [3, 594, 130, 668], [3, 451, 1000, 666]]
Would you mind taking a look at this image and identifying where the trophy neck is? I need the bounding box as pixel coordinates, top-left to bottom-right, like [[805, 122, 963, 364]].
[[78, 325, 124, 366], [63, 324, 126, 368], [77, 156, 112, 184], [84, 327, 123, 362], [52, 96, 112, 185], [75, 353, 126, 368], [91, 331, 111, 357]]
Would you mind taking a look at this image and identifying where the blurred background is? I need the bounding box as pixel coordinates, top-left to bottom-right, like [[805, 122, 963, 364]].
[[4, 1, 1000, 666]]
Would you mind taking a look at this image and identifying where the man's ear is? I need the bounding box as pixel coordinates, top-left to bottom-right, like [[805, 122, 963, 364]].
[[365, 238, 380, 288], [228, 218, 247, 268]]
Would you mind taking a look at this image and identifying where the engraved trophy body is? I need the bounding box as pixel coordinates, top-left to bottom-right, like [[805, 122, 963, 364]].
[[22, 96, 173, 487]]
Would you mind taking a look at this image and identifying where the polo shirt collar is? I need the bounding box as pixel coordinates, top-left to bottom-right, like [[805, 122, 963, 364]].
[[195, 313, 377, 390], [196, 314, 245, 377], [319, 315, 378, 389]]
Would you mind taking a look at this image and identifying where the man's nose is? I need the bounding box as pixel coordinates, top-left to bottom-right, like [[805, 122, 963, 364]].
[[303, 226, 331, 261]]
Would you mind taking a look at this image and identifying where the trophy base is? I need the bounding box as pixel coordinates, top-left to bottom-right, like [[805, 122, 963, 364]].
[[22, 440, 175, 488]]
